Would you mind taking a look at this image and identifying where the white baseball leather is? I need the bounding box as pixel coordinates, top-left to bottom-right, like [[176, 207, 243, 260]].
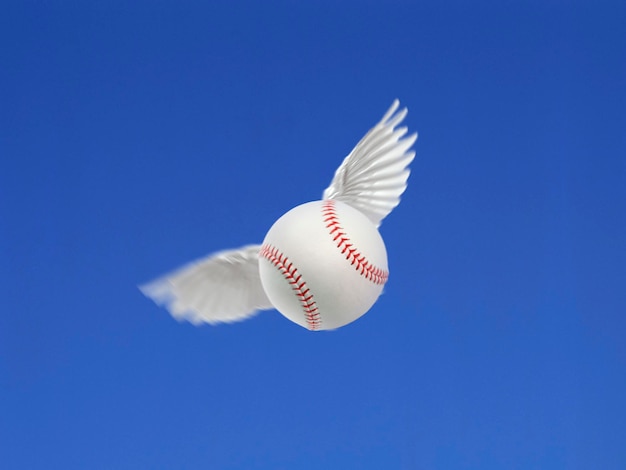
[[259, 200, 388, 330]]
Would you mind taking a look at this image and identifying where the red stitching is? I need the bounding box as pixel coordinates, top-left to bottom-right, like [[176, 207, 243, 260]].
[[321, 200, 389, 285], [260, 244, 322, 330]]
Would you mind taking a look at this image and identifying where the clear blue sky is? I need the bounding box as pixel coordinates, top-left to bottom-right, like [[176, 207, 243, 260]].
[[1, 1, 625, 469]]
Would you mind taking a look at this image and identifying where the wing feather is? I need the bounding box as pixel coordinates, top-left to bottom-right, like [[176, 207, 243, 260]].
[[322, 100, 418, 227], [139, 245, 273, 325]]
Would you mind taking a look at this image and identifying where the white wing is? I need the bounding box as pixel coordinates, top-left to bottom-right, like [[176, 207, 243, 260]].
[[139, 245, 273, 325], [323, 99, 418, 227]]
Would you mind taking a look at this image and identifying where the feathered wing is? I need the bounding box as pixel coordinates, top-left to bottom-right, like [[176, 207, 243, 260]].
[[139, 245, 273, 325], [322, 99, 418, 227]]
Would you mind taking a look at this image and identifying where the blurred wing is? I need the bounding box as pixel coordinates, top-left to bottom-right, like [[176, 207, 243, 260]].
[[322, 99, 418, 227], [139, 245, 273, 325]]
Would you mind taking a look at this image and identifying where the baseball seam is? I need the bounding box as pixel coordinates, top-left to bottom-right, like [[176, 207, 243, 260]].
[[322, 200, 389, 285], [259, 244, 322, 331]]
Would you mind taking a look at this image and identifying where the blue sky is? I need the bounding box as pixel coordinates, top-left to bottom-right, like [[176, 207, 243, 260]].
[[1, 1, 625, 468]]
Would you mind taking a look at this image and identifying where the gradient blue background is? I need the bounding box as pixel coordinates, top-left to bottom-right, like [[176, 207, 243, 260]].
[[1, 1, 625, 468]]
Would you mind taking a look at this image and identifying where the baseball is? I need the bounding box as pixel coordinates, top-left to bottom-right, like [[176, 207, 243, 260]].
[[259, 200, 388, 331], [140, 100, 416, 331]]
